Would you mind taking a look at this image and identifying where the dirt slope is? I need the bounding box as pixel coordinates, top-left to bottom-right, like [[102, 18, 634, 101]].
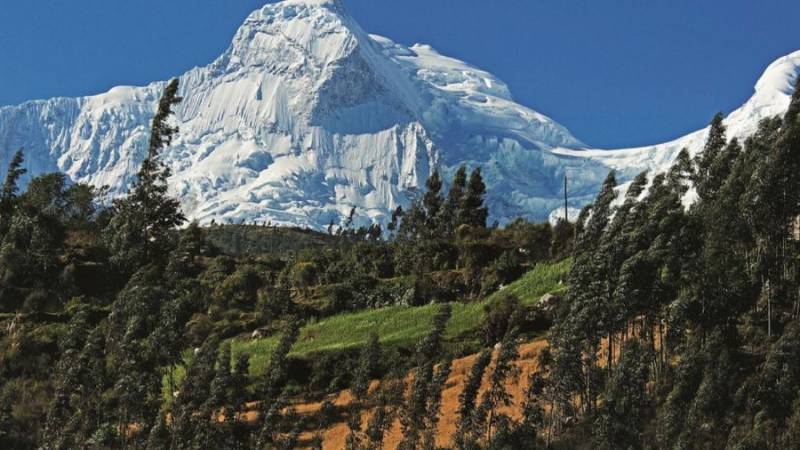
[[279, 338, 549, 449]]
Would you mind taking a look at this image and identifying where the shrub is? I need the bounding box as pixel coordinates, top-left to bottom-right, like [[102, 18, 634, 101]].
[[482, 293, 525, 345]]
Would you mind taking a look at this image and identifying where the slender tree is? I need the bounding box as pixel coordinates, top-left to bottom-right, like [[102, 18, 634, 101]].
[[454, 349, 492, 449], [0, 149, 25, 236], [457, 168, 489, 228], [105, 79, 185, 274], [399, 304, 451, 449], [478, 329, 521, 443], [442, 165, 467, 231]]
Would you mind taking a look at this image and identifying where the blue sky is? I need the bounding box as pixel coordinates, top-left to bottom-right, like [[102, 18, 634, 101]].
[[0, 0, 798, 148]]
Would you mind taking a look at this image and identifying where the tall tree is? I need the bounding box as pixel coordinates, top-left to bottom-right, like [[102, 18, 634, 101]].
[[399, 304, 451, 449], [442, 165, 467, 232], [0, 149, 25, 236], [105, 79, 185, 274], [256, 320, 301, 447], [454, 349, 492, 449], [694, 113, 727, 200], [423, 170, 444, 231], [352, 332, 381, 400], [457, 168, 489, 228], [592, 341, 652, 450], [421, 356, 453, 450], [477, 328, 521, 443], [107, 267, 172, 447]]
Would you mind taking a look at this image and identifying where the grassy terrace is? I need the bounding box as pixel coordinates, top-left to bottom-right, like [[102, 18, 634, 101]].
[[231, 259, 571, 377]]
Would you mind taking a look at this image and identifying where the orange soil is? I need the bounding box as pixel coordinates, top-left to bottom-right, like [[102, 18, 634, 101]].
[[249, 338, 549, 449]]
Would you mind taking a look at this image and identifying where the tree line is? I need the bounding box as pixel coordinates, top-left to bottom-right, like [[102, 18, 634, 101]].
[[529, 76, 800, 448]]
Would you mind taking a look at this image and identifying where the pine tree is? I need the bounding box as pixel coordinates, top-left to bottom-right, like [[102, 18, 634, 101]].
[[548, 171, 617, 416], [0, 148, 25, 236], [75, 325, 108, 445], [365, 385, 394, 449], [171, 336, 220, 448], [667, 148, 693, 192], [107, 267, 173, 447], [231, 353, 250, 420], [346, 333, 381, 450], [423, 170, 444, 231], [760, 75, 800, 311], [694, 113, 727, 200], [457, 168, 489, 228], [706, 138, 741, 197], [151, 294, 191, 400], [519, 370, 546, 440], [145, 414, 170, 450], [344, 404, 365, 450], [43, 310, 91, 449], [105, 79, 185, 274], [165, 221, 211, 283], [209, 343, 233, 423], [442, 165, 467, 232], [582, 171, 617, 246]]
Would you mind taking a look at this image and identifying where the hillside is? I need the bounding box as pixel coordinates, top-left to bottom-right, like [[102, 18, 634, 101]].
[[203, 225, 337, 256], [1, 2, 799, 449], [229, 259, 569, 379]]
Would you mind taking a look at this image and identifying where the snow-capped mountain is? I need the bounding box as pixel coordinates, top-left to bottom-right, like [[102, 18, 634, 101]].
[[0, 0, 798, 230], [553, 50, 800, 196]]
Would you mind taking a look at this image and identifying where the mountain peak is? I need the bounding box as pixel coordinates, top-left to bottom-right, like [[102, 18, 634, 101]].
[[224, 0, 363, 72], [1, 1, 797, 231], [755, 50, 800, 97], [274, 0, 342, 7]]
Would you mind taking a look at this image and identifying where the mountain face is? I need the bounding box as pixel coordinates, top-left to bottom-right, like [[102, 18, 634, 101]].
[[554, 50, 800, 202], [0, 0, 798, 229]]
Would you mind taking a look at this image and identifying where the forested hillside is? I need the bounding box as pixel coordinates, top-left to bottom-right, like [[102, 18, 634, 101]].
[[1, 75, 799, 449], [0, 79, 572, 449], [541, 77, 800, 448]]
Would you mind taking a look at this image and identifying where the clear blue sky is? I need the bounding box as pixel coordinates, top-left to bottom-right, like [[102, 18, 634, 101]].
[[0, 0, 798, 148]]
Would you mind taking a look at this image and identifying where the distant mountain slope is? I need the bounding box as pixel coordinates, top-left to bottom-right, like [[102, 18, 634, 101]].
[[0, 0, 797, 229], [553, 50, 800, 192]]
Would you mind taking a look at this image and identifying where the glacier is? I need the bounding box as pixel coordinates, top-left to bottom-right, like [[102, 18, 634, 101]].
[[0, 0, 798, 230]]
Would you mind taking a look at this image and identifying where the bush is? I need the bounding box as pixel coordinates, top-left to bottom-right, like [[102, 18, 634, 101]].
[[291, 261, 319, 293], [185, 313, 213, 347], [212, 264, 264, 310], [305, 349, 360, 393], [482, 293, 525, 345], [256, 286, 295, 323]]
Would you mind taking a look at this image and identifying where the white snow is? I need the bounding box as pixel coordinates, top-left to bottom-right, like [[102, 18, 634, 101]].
[[0, 0, 798, 230], [553, 50, 800, 183]]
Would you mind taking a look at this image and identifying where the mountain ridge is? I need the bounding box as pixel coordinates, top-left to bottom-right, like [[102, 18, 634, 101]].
[[0, 0, 798, 229]]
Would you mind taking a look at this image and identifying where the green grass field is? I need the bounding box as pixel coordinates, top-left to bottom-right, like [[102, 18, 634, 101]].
[[486, 258, 571, 305], [230, 258, 571, 377], [164, 259, 570, 399]]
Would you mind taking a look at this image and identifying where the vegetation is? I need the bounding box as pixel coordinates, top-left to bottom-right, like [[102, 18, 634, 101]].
[[530, 76, 800, 449], [3, 69, 797, 449], [0, 77, 574, 448]]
